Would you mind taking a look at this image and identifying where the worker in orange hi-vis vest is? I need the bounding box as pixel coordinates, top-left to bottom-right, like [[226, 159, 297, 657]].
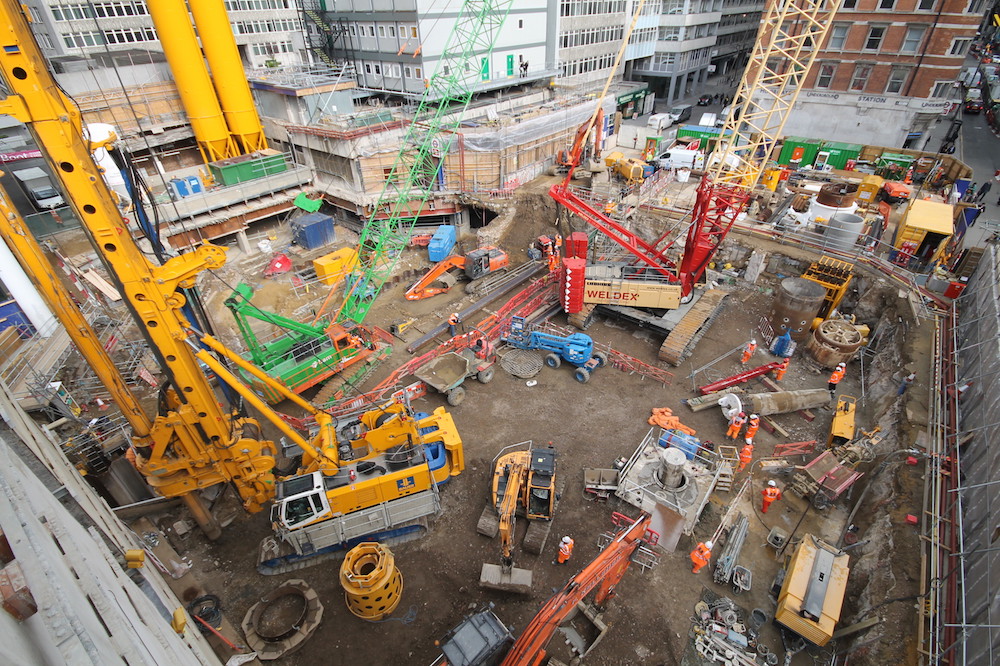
[[744, 414, 760, 444], [741, 339, 757, 364], [774, 357, 790, 381], [828, 362, 846, 393], [738, 442, 754, 472], [761, 480, 782, 513], [690, 540, 713, 573], [556, 536, 574, 565], [726, 412, 747, 440]]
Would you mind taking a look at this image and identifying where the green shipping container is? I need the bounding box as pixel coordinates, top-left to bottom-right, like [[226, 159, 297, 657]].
[[819, 141, 862, 170], [676, 125, 733, 152], [209, 149, 288, 186], [777, 137, 823, 166]]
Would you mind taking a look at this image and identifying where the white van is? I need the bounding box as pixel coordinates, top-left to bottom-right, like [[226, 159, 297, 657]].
[[647, 113, 673, 131], [654, 149, 705, 171]]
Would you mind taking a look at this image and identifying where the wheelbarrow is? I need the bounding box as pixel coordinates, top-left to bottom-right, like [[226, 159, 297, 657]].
[[731, 565, 752, 594], [413, 349, 495, 406]]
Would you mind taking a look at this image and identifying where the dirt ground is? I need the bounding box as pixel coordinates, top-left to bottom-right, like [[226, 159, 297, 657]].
[[139, 184, 930, 666]]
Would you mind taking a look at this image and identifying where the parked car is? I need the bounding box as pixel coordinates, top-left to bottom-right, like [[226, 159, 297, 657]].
[[697, 94, 713, 106]]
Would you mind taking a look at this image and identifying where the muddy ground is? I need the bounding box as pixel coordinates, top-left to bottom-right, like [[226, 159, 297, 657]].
[[82, 181, 931, 665]]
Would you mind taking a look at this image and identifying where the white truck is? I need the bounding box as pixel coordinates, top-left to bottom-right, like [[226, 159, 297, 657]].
[[12, 166, 64, 210]]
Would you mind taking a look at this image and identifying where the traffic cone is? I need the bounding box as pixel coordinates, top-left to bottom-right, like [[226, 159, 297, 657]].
[[904, 167, 913, 185]]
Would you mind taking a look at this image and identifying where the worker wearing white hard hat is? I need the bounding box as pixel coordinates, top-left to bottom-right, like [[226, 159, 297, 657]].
[[556, 535, 574, 565]]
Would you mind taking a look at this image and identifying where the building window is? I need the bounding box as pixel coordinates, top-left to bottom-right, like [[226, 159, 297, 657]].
[[816, 63, 836, 88], [404, 65, 412, 77], [415, 67, 422, 78], [850, 64, 872, 91], [378, 25, 385, 37], [931, 81, 952, 97], [350, 25, 356, 36], [878, 0, 894, 8], [518, 19, 523, 28], [902, 26, 926, 54], [411, 26, 418, 39], [841, 0, 857, 7], [373, 64, 381, 74], [364, 63, 372, 74], [864, 26, 885, 51], [950, 38, 972, 56], [886, 67, 908, 94], [916, 0, 934, 8], [968, 0, 986, 12], [368, 25, 375, 37], [828, 24, 848, 50], [389, 26, 395, 37]]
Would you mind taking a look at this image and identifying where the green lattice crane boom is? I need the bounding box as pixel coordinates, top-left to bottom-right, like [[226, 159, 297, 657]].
[[338, 0, 515, 324]]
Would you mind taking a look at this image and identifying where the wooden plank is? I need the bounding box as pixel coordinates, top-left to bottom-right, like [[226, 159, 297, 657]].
[[832, 615, 882, 639], [762, 415, 789, 438], [81, 269, 122, 301]]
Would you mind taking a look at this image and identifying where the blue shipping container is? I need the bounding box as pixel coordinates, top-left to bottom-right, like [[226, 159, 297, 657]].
[[428, 225, 457, 262], [292, 212, 336, 250]]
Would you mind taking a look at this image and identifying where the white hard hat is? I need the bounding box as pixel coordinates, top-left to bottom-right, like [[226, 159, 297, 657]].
[[750, 414, 758, 419], [838, 362, 846, 367], [562, 536, 572, 544], [705, 540, 713, 549], [750, 338, 756, 344], [768, 480, 777, 487]]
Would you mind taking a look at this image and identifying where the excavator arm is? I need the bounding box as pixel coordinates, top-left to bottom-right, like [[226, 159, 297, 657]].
[[501, 512, 654, 665], [405, 254, 468, 301], [496, 461, 526, 570]]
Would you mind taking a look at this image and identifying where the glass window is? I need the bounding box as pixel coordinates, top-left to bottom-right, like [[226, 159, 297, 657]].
[[950, 38, 972, 56], [283, 495, 319, 527], [411, 26, 418, 39], [388, 26, 395, 37], [841, 0, 857, 7], [931, 81, 952, 98], [850, 64, 872, 91], [886, 68, 908, 94], [864, 26, 885, 51], [828, 24, 849, 50], [378, 25, 385, 37], [902, 26, 926, 53], [917, 0, 934, 8], [816, 63, 836, 88], [878, 0, 894, 8]]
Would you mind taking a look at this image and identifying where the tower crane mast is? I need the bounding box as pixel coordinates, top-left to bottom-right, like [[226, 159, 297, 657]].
[[338, 0, 516, 324]]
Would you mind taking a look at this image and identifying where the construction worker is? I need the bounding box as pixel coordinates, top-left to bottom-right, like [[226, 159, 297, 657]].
[[554, 234, 563, 254], [604, 199, 616, 215], [448, 312, 461, 337], [828, 362, 846, 393], [741, 338, 757, 364], [744, 414, 760, 444], [898, 372, 916, 396], [761, 480, 783, 513], [774, 356, 790, 381], [726, 411, 747, 440], [690, 540, 713, 573], [738, 441, 754, 472], [556, 536, 574, 565]]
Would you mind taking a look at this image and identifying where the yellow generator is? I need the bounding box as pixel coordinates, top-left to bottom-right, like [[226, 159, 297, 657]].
[[828, 395, 856, 448], [775, 534, 850, 646]]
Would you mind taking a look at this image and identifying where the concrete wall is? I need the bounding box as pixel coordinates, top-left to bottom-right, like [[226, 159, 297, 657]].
[[955, 246, 1000, 664]]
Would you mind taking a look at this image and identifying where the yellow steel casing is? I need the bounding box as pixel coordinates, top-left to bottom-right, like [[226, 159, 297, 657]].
[[775, 534, 850, 646], [340, 542, 403, 621], [147, 0, 237, 162], [188, 0, 268, 153]]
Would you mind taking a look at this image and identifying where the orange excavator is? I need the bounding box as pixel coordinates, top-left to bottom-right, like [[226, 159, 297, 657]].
[[500, 512, 659, 665], [405, 246, 510, 300]]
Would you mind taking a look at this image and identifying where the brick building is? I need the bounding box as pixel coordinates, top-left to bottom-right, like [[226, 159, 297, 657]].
[[775, 0, 984, 149]]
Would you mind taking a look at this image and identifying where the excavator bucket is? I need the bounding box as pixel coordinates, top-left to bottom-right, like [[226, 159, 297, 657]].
[[479, 563, 533, 594]]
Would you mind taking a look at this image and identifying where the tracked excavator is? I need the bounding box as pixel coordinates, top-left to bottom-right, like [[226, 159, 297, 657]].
[[477, 442, 557, 593], [0, 0, 464, 573], [405, 246, 510, 300]]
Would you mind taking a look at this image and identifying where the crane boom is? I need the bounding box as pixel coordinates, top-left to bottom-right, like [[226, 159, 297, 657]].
[[337, 0, 516, 324]]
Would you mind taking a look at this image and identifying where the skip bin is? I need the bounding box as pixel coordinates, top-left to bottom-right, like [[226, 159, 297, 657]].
[[291, 212, 336, 250]]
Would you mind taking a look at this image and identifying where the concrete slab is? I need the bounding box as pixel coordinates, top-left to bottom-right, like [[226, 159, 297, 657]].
[[479, 563, 533, 594]]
